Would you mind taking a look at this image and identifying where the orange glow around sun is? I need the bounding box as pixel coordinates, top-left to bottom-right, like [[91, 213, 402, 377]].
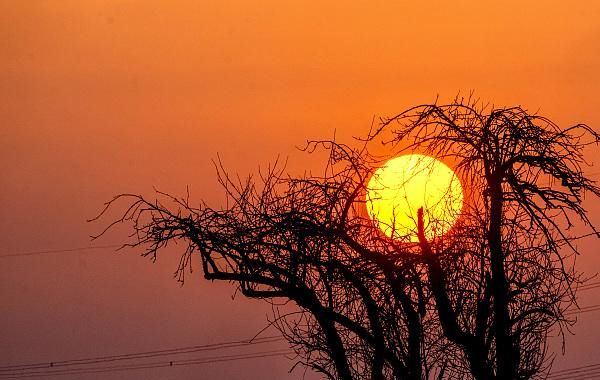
[[366, 154, 464, 242]]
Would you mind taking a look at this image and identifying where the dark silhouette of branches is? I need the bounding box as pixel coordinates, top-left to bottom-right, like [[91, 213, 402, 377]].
[[92, 97, 599, 379], [373, 97, 600, 379]]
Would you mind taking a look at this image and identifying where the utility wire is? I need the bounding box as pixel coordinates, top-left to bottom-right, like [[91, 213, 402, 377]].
[[0, 335, 285, 372], [3, 229, 600, 259], [0, 349, 294, 379], [4, 243, 600, 379], [564, 303, 600, 316], [568, 305, 600, 315], [579, 281, 600, 291], [548, 361, 600, 380], [0, 245, 122, 259]]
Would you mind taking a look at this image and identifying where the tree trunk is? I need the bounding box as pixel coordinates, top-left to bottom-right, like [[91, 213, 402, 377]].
[[488, 179, 516, 379]]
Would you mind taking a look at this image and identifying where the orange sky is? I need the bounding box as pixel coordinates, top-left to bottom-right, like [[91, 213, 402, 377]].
[[2, 1, 600, 378]]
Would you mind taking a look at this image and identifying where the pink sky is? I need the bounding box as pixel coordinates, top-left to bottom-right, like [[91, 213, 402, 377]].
[[2, 1, 600, 379]]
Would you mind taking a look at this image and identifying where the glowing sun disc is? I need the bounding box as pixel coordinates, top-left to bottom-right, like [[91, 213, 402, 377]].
[[366, 154, 463, 242]]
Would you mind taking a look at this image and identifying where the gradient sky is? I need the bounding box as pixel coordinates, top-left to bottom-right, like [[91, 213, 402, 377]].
[[2, 1, 600, 379]]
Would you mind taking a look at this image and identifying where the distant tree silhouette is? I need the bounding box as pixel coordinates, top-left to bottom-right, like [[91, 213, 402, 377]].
[[93, 97, 600, 380]]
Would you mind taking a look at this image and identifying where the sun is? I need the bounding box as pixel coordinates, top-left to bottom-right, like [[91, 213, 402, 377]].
[[366, 154, 463, 242]]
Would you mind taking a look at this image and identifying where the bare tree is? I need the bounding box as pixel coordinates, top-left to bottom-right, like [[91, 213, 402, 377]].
[[371, 98, 600, 379], [93, 97, 600, 380]]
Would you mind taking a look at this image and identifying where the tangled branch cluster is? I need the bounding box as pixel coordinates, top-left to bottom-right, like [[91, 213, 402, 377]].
[[93, 99, 600, 380]]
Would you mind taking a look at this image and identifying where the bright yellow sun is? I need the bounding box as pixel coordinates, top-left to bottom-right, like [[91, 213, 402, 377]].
[[366, 154, 463, 242]]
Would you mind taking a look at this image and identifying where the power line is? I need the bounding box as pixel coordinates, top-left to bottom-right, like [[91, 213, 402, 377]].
[[0, 349, 295, 379], [580, 281, 600, 291], [563, 302, 600, 316], [4, 244, 600, 379], [0, 245, 122, 259], [548, 360, 600, 380], [0, 335, 285, 372], [3, 229, 599, 260], [570, 305, 600, 315], [564, 374, 600, 380]]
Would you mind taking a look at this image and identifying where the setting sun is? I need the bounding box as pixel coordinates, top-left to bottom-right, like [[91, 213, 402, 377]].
[[366, 154, 463, 242]]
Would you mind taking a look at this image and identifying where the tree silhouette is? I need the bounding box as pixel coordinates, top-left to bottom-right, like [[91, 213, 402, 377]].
[[93, 98, 600, 380]]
